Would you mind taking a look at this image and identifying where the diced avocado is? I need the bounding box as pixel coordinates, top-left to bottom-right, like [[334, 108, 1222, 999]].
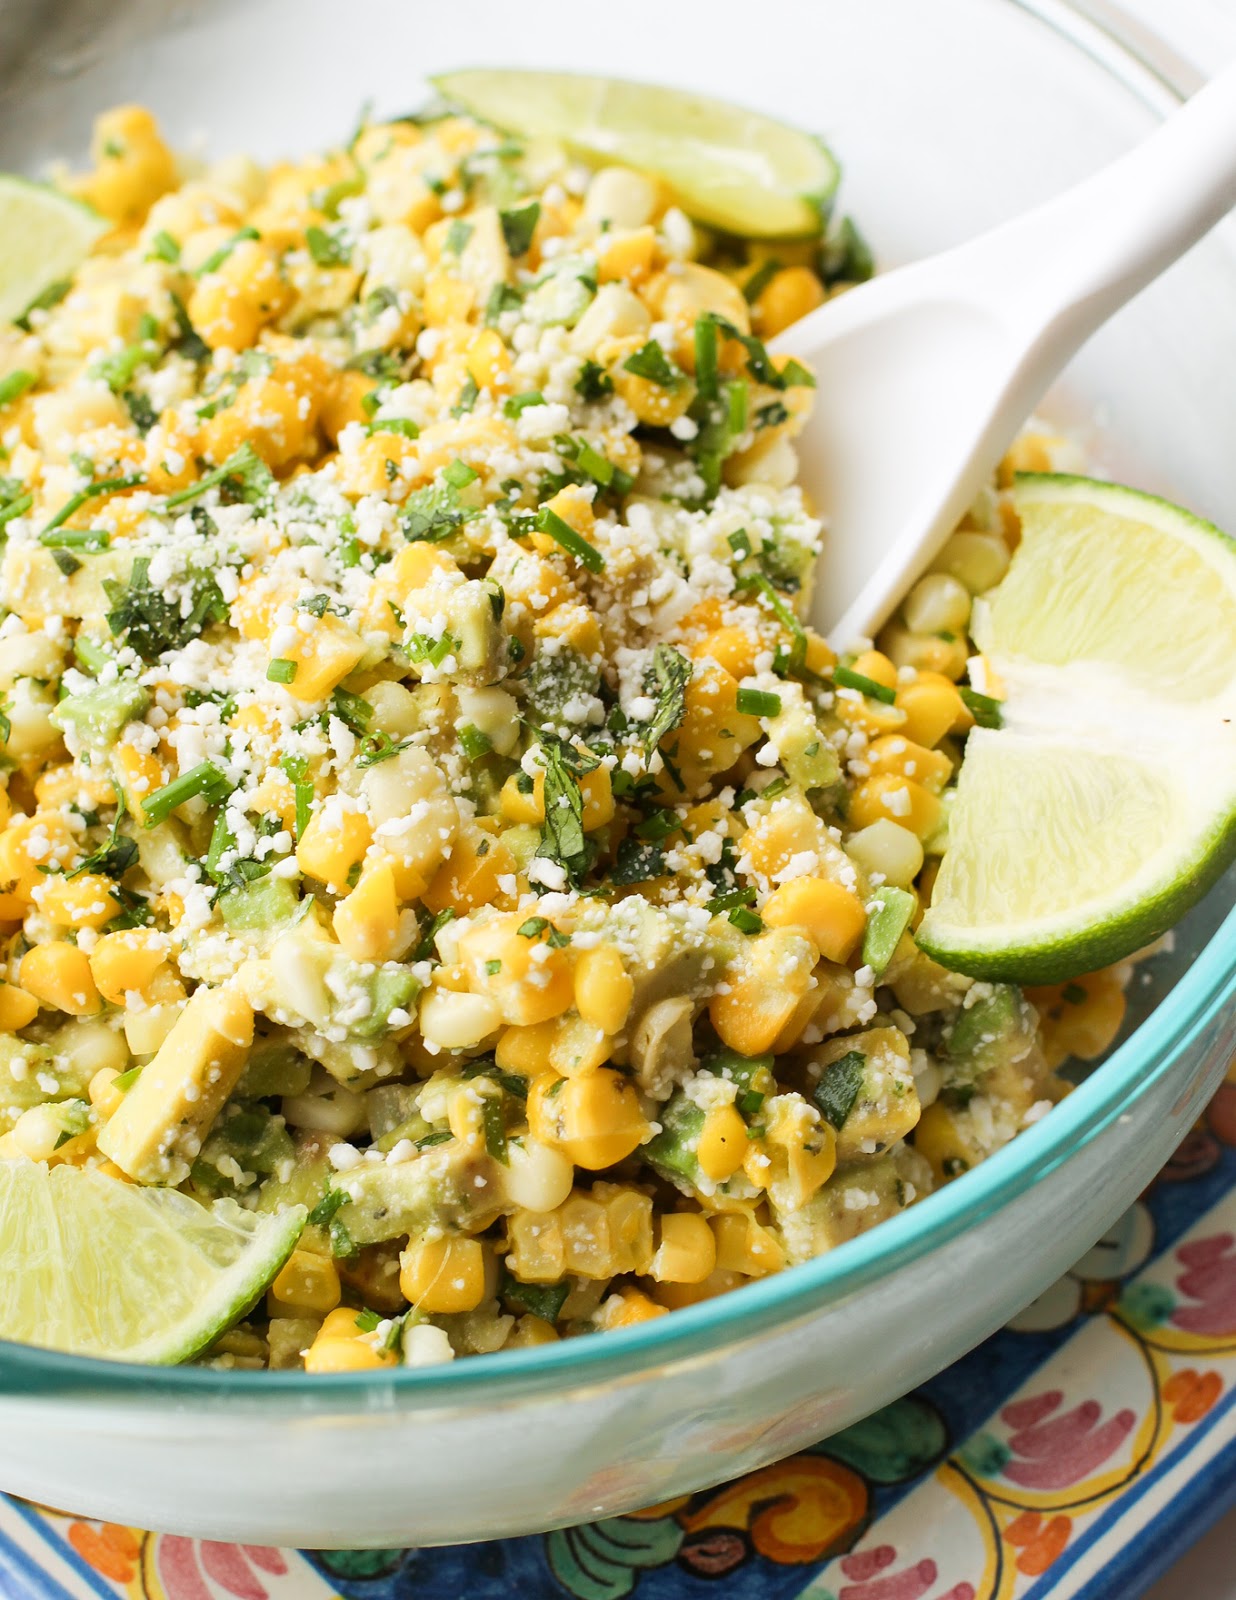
[[524, 257, 596, 327], [775, 1145, 932, 1264], [0, 1035, 67, 1128], [862, 888, 917, 978], [97, 986, 255, 1184], [334, 1142, 502, 1246], [219, 874, 300, 932], [366, 1082, 424, 1141], [942, 984, 1036, 1088], [52, 679, 149, 751], [373, 1114, 434, 1154], [235, 1042, 313, 1100], [346, 964, 421, 1040], [643, 1092, 705, 1188], [190, 1101, 294, 1196], [767, 687, 841, 792], [405, 579, 508, 687], [255, 1134, 333, 1215]]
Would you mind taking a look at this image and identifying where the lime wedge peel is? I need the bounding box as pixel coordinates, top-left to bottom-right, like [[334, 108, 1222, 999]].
[[0, 175, 107, 326], [918, 473, 1236, 984], [0, 1161, 305, 1364], [432, 69, 839, 238]]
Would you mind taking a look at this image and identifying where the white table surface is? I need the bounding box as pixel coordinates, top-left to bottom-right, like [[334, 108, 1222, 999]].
[[1112, 8, 1236, 1590]]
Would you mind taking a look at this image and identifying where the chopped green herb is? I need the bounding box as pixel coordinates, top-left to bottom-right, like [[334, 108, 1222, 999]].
[[195, 226, 260, 277], [503, 390, 544, 418], [482, 1096, 508, 1164], [267, 658, 297, 685], [742, 258, 782, 303], [458, 724, 492, 761], [42, 474, 145, 535], [498, 1267, 570, 1323], [331, 688, 373, 736], [0, 493, 33, 529], [103, 558, 228, 661], [367, 416, 420, 441], [1061, 981, 1088, 1005], [812, 1050, 867, 1130], [706, 885, 757, 914], [499, 199, 540, 257], [642, 643, 693, 756], [574, 360, 613, 402], [148, 229, 181, 264], [728, 906, 764, 934], [414, 906, 457, 962], [727, 528, 752, 559], [165, 444, 272, 510], [622, 339, 682, 389], [305, 225, 352, 267], [484, 282, 525, 324]]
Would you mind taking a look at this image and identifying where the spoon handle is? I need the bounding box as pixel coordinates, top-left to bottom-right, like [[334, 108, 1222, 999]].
[[974, 57, 1236, 344]]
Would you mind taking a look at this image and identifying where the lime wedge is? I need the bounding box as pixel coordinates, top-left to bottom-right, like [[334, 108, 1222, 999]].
[[0, 175, 107, 326], [432, 69, 838, 238], [917, 474, 1236, 983], [0, 1161, 304, 1362]]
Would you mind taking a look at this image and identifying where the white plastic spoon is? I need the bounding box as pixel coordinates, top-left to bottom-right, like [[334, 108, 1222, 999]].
[[773, 59, 1236, 648]]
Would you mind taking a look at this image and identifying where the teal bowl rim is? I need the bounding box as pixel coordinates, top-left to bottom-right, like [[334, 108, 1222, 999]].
[[1, 0, 1233, 1408]]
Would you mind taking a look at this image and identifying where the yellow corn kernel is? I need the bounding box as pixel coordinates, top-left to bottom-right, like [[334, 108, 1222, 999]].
[[528, 1068, 648, 1170], [303, 1331, 397, 1374], [597, 1286, 668, 1329], [610, 344, 694, 427], [464, 327, 511, 391], [33, 767, 114, 814], [709, 929, 817, 1057], [894, 673, 969, 748], [694, 624, 762, 680], [664, 661, 763, 798], [697, 1104, 749, 1183], [88, 929, 170, 1006], [710, 1211, 785, 1277], [188, 240, 292, 352], [851, 650, 899, 692], [41, 872, 122, 932], [458, 912, 574, 1027], [422, 827, 516, 917], [913, 1100, 986, 1186], [296, 803, 372, 893], [649, 1211, 717, 1284], [549, 1015, 612, 1078], [423, 271, 475, 327], [275, 614, 366, 702], [534, 601, 603, 657], [761, 877, 867, 964], [19, 943, 102, 1016], [1026, 970, 1128, 1063], [506, 1314, 560, 1347], [400, 1234, 486, 1313], [333, 860, 406, 964], [0, 813, 80, 899], [0, 982, 37, 1030], [998, 432, 1056, 487], [573, 944, 634, 1034], [595, 225, 657, 286], [88, 1066, 125, 1120], [495, 1019, 560, 1076], [110, 745, 167, 826], [270, 1249, 342, 1315], [75, 105, 176, 224], [866, 735, 952, 794], [320, 369, 377, 443], [849, 774, 942, 840], [752, 265, 826, 338]]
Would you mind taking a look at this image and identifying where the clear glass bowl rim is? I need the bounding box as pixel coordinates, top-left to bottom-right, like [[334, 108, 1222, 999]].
[[1, 0, 1232, 1406]]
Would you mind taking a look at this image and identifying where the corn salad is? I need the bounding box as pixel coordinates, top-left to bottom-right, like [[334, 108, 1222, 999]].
[[0, 104, 1129, 1371]]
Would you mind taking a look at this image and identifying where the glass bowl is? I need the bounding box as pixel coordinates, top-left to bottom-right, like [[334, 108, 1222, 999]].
[[0, 0, 1233, 1549]]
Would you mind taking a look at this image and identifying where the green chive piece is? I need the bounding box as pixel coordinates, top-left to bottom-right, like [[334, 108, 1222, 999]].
[[959, 686, 1005, 729], [833, 666, 896, 705], [42, 475, 145, 535], [736, 688, 782, 718], [536, 505, 604, 573], [148, 230, 181, 264], [267, 658, 297, 684], [141, 761, 232, 828], [0, 494, 33, 529], [0, 370, 36, 408]]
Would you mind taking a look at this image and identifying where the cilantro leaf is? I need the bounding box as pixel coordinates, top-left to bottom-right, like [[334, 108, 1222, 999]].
[[535, 734, 599, 881], [103, 557, 229, 662], [642, 644, 693, 757]]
